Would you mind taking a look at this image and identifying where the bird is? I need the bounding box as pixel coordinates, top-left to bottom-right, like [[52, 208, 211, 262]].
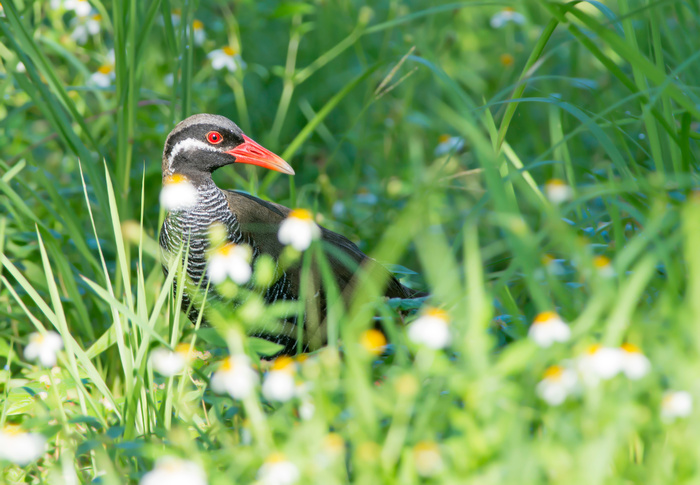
[[159, 113, 419, 354]]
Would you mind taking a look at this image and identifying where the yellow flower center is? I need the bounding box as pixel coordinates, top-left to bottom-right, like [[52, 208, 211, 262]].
[[360, 329, 387, 355], [323, 433, 344, 453], [413, 440, 439, 454], [172, 8, 181, 15], [223, 46, 237, 56], [593, 255, 611, 268], [500, 53, 514, 67], [586, 343, 602, 355], [175, 343, 192, 359], [92, 13, 102, 21], [164, 173, 188, 185], [265, 452, 287, 464], [423, 307, 449, 322], [30, 333, 45, 344], [543, 365, 564, 380], [541, 254, 554, 265], [271, 355, 295, 372], [289, 208, 313, 221], [438, 134, 451, 144], [2, 425, 23, 436], [193, 19, 203, 30], [219, 357, 234, 372], [620, 342, 641, 354], [503, 7, 515, 12], [98, 64, 113, 74], [294, 354, 309, 364], [546, 178, 567, 188], [533, 311, 558, 325]]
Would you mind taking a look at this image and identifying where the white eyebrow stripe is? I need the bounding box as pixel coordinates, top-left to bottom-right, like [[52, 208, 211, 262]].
[[168, 138, 219, 170]]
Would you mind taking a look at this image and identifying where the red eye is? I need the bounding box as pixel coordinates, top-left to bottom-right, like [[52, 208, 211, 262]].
[[207, 131, 223, 144]]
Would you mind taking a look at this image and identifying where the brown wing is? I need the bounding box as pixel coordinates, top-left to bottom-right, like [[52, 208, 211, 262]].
[[223, 190, 415, 300]]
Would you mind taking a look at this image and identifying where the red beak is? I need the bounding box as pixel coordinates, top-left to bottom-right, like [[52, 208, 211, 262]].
[[225, 134, 295, 175]]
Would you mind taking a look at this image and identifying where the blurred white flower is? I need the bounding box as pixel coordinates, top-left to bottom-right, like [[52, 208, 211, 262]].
[[0, 426, 46, 466], [90, 50, 116, 88], [544, 179, 573, 205], [192, 19, 205, 46], [408, 308, 451, 350], [164, 73, 175, 87], [70, 12, 102, 45], [16, 62, 26, 73], [25, 331, 63, 367], [63, 0, 91, 17], [413, 441, 444, 477], [661, 391, 692, 421], [541, 254, 565, 276], [528, 311, 570, 348], [298, 399, 315, 420], [278, 208, 321, 251], [359, 329, 387, 355], [170, 8, 181, 26], [262, 356, 296, 402], [576, 344, 622, 385], [593, 255, 615, 278], [150, 343, 192, 377], [490, 7, 525, 28], [536, 364, 578, 406], [207, 243, 253, 285], [619, 343, 651, 380], [208, 46, 246, 72], [434, 134, 464, 157], [140, 456, 207, 485], [160, 174, 198, 211], [257, 453, 299, 485], [210, 354, 258, 400]]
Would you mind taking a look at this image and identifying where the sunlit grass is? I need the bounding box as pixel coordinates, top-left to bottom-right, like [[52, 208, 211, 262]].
[[1, 0, 700, 483]]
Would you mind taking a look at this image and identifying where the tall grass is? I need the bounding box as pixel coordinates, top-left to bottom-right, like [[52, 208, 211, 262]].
[[1, 0, 700, 483]]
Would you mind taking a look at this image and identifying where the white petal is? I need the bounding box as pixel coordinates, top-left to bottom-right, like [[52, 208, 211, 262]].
[[262, 371, 296, 402]]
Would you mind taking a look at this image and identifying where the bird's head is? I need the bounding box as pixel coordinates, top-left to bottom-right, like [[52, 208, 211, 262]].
[[162, 113, 294, 179]]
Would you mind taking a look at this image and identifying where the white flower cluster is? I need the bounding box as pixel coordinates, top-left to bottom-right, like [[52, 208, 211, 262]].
[[537, 343, 652, 406]]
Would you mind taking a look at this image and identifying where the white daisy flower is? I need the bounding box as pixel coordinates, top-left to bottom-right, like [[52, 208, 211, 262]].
[[661, 391, 693, 421], [192, 20, 205, 46], [536, 364, 578, 406], [16, 62, 26, 73], [159, 174, 198, 211], [434, 134, 465, 157], [618, 343, 650, 380], [262, 356, 296, 402], [208, 46, 246, 72], [257, 453, 300, 485], [210, 354, 258, 400], [24, 331, 63, 367], [277, 209, 321, 251], [150, 343, 192, 377], [90, 50, 116, 88], [490, 7, 526, 28], [576, 344, 623, 385], [0, 426, 47, 466], [407, 308, 451, 350], [413, 441, 444, 477], [139, 456, 207, 485], [70, 12, 102, 45], [63, 0, 91, 17], [593, 255, 615, 278], [207, 243, 253, 285], [170, 8, 181, 26], [544, 179, 573, 205], [528, 311, 571, 348]]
